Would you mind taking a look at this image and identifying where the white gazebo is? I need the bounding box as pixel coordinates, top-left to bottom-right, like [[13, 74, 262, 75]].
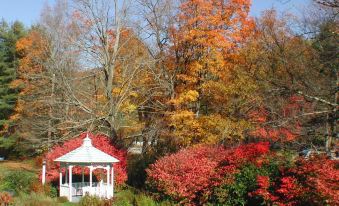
[[52, 134, 119, 202]]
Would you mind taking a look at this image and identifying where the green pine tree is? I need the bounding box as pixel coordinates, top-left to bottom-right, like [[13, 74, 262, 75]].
[[0, 20, 26, 153]]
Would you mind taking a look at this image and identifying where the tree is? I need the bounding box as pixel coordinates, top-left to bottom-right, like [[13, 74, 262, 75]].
[[311, 14, 338, 153], [68, 0, 131, 141], [3, 0, 152, 155], [0, 20, 26, 155], [136, 0, 256, 152], [48, 0, 153, 146], [315, 0, 339, 8], [6, 1, 86, 155], [10, 28, 53, 154], [235, 8, 338, 152]]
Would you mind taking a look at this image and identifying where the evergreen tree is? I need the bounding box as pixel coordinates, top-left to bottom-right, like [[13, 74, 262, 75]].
[[0, 20, 26, 153]]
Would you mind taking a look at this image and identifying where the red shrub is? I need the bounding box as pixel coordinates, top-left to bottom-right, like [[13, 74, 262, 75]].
[[292, 155, 339, 205], [231, 142, 270, 163], [275, 176, 304, 205], [146, 142, 270, 205], [42, 132, 127, 185], [252, 155, 338, 206], [250, 176, 278, 203]]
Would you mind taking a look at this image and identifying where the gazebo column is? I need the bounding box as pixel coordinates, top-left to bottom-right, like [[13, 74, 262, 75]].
[[59, 167, 63, 186], [111, 165, 114, 197], [68, 165, 73, 202], [89, 166, 93, 194], [42, 160, 46, 185], [81, 166, 84, 186], [65, 166, 68, 184], [106, 165, 110, 198]]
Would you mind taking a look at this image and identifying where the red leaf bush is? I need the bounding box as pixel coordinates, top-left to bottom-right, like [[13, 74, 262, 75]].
[[291, 155, 339, 205], [250, 176, 278, 202], [42, 132, 127, 185], [147, 142, 338, 206], [146, 142, 270, 205], [250, 155, 338, 206]]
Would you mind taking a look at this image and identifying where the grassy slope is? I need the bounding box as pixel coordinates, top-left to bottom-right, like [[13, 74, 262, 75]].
[[0, 160, 167, 206]]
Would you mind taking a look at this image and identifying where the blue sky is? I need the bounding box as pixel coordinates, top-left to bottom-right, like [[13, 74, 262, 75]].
[[251, 0, 310, 16], [0, 0, 311, 26]]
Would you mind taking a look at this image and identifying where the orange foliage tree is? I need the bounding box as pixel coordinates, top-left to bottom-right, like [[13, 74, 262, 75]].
[[160, 0, 256, 146], [8, 29, 54, 154]]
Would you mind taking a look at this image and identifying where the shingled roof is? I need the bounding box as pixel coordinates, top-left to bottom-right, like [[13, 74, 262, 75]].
[[54, 135, 119, 163]]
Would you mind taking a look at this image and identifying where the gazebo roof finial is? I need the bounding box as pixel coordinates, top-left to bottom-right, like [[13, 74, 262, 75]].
[[83, 133, 92, 147], [54, 132, 119, 163]]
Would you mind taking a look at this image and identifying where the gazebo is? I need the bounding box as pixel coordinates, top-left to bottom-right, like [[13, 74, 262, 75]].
[[51, 134, 120, 202]]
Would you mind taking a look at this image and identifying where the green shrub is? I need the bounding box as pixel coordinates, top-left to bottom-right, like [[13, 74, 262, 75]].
[[49, 186, 58, 198], [210, 164, 266, 206], [114, 198, 132, 206], [135, 194, 157, 206], [3, 170, 36, 194], [209, 154, 295, 206], [14, 193, 58, 206], [115, 189, 135, 204], [114, 188, 168, 206], [79, 194, 103, 206]]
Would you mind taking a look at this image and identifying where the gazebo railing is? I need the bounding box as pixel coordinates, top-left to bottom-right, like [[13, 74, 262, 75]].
[[60, 182, 112, 199]]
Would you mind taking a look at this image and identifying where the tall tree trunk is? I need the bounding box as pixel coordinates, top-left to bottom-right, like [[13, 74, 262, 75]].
[[325, 69, 338, 156], [47, 73, 55, 151]]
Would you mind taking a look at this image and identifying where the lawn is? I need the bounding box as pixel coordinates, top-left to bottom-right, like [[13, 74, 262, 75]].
[[0, 160, 169, 206]]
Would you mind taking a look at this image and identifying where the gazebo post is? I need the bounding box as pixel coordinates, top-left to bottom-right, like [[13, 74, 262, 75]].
[[89, 166, 93, 194], [68, 165, 73, 202], [106, 165, 110, 198], [59, 167, 62, 186], [42, 160, 46, 185], [65, 166, 68, 184], [81, 166, 84, 186], [111, 165, 114, 197]]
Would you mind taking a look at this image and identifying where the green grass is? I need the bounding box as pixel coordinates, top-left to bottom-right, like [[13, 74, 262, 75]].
[[0, 160, 170, 205], [114, 187, 173, 206], [0, 160, 37, 192], [61, 202, 78, 206], [14, 193, 59, 206]]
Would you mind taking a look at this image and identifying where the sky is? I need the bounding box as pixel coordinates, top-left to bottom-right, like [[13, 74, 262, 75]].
[[0, 0, 311, 26]]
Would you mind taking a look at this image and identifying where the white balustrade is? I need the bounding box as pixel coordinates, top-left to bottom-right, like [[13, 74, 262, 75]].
[[60, 182, 111, 200]]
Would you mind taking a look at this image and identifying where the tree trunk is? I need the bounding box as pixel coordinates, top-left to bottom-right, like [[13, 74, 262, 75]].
[[47, 73, 55, 151]]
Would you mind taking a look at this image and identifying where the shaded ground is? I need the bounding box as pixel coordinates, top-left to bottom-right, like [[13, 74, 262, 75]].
[[0, 161, 36, 171], [0, 160, 38, 172]]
